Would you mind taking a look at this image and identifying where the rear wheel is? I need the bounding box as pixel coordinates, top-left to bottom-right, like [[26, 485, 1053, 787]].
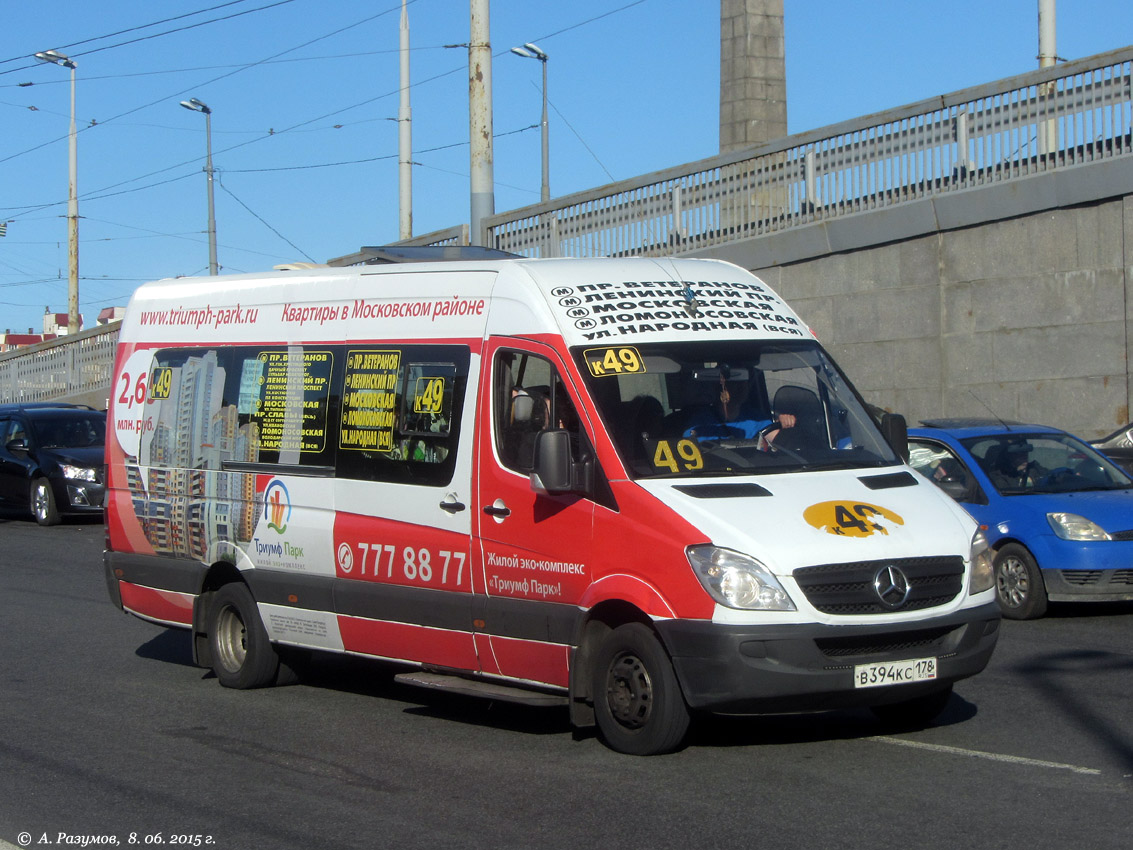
[[31, 478, 60, 526], [994, 543, 1048, 620], [208, 582, 280, 689], [592, 623, 690, 755]]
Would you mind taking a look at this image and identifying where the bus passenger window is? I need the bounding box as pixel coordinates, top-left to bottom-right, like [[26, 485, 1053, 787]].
[[495, 351, 584, 474]]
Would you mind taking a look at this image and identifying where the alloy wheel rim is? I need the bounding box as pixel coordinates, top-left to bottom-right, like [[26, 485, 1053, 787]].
[[997, 556, 1029, 607], [33, 485, 49, 521]]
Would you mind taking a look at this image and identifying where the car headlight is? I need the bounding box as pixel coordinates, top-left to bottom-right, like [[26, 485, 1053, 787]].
[[1048, 512, 1110, 541], [687, 545, 796, 611], [968, 529, 994, 594], [61, 464, 98, 482]]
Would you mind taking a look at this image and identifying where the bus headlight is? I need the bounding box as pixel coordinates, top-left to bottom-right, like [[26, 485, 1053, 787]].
[[969, 529, 994, 595], [687, 545, 796, 611]]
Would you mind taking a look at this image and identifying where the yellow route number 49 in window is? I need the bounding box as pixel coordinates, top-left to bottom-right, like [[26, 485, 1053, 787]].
[[652, 438, 704, 473], [583, 346, 646, 377]]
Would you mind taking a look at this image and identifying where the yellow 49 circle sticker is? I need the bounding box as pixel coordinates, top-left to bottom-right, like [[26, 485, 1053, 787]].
[[804, 501, 905, 537]]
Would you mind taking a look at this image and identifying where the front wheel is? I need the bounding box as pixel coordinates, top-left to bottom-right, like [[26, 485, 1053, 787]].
[[592, 623, 690, 755], [994, 543, 1048, 620], [208, 582, 280, 689], [31, 478, 60, 526]]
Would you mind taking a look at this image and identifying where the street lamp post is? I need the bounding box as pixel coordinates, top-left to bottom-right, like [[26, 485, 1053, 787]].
[[179, 98, 218, 275], [34, 50, 80, 334], [510, 42, 549, 203]]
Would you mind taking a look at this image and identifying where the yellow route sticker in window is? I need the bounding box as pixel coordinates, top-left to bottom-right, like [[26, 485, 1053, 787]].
[[413, 376, 446, 413], [651, 439, 704, 473], [583, 346, 646, 377], [803, 501, 905, 537], [148, 366, 173, 400]]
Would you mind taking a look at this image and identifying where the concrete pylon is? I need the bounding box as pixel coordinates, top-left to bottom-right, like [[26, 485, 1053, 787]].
[[720, 0, 787, 153]]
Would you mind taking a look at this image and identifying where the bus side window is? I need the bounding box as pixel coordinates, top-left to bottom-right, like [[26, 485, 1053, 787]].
[[495, 351, 585, 474], [336, 344, 469, 487]]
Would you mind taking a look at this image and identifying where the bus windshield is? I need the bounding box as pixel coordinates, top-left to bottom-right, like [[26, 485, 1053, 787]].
[[573, 340, 900, 479]]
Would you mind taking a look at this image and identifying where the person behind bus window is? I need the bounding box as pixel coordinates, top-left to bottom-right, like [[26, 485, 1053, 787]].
[[684, 371, 795, 444]]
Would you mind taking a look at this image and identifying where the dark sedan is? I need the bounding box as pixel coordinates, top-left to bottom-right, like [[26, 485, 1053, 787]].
[[0, 403, 106, 525]]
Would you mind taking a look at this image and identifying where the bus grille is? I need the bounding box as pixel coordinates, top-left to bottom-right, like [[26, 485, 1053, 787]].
[[793, 556, 964, 615]]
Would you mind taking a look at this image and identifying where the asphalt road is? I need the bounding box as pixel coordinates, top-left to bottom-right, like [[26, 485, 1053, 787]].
[[1, 513, 1130, 850]]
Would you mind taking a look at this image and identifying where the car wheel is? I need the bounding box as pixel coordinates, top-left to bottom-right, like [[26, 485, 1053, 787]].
[[870, 683, 953, 730], [592, 622, 690, 755], [31, 478, 61, 526], [994, 543, 1048, 620], [207, 582, 281, 689]]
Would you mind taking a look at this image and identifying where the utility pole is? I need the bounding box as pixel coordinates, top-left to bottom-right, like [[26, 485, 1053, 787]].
[[468, 0, 494, 246], [35, 50, 80, 334], [179, 98, 218, 275], [398, 0, 412, 240], [1038, 0, 1058, 156], [510, 43, 550, 203]]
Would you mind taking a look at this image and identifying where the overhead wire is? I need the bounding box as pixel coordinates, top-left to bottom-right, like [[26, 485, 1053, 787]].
[[217, 176, 315, 261], [4, 0, 641, 220], [0, 0, 265, 68], [2, 0, 653, 301], [0, 0, 301, 76], [6, 0, 640, 204], [0, 0, 421, 204], [0, 45, 453, 89]]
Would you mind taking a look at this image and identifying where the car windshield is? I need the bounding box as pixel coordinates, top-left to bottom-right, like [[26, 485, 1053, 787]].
[[30, 413, 106, 449], [573, 340, 899, 479], [961, 432, 1132, 495]]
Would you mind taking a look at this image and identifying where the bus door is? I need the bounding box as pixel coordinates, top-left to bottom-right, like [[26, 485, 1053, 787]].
[[475, 339, 597, 688]]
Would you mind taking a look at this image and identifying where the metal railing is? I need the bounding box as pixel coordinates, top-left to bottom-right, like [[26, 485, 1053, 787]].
[[5, 47, 1132, 404], [472, 45, 1133, 257], [0, 322, 119, 406]]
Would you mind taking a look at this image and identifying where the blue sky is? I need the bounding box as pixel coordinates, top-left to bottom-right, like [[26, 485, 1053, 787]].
[[1, 0, 1131, 336]]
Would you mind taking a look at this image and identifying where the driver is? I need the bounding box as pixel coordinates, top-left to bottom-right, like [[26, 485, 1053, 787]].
[[684, 373, 795, 443], [992, 441, 1047, 489]]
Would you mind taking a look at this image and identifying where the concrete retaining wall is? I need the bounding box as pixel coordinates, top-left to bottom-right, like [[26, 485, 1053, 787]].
[[700, 174, 1133, 440]]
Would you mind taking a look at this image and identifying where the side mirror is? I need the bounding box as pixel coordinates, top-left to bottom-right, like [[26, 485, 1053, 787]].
[[937, 478, 971, 501], [880, 413, 909, 462], [531, 430, 592, 496], [5, 438, 29, 454]]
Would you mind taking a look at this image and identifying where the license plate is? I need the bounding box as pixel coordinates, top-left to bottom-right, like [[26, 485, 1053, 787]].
[[854, 657, 937, 689]]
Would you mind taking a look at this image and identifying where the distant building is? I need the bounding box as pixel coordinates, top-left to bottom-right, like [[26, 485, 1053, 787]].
[[42, 308, 82, 336], [0, 330, 57, 352], [0, 305, 125, 352]]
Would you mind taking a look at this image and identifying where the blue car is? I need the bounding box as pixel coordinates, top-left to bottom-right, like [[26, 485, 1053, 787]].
[[907, 419, 1133, 619]]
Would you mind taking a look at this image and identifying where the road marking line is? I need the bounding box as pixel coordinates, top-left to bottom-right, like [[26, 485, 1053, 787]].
[[870, 736, 1102, 775]]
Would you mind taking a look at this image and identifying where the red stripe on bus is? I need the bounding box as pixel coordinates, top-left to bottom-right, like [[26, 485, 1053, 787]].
[[486, 636, 570, 689], [337, 616, 478, 670], [119, 582, 194, 626]]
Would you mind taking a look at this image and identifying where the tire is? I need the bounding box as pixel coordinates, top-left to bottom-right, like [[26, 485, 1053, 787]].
[[871, 683, 953, 730], [207, 582, 280, 689], [32, 478, 60, 526], [994, 543, 1048, 620], [592, 623, 690, 755]]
